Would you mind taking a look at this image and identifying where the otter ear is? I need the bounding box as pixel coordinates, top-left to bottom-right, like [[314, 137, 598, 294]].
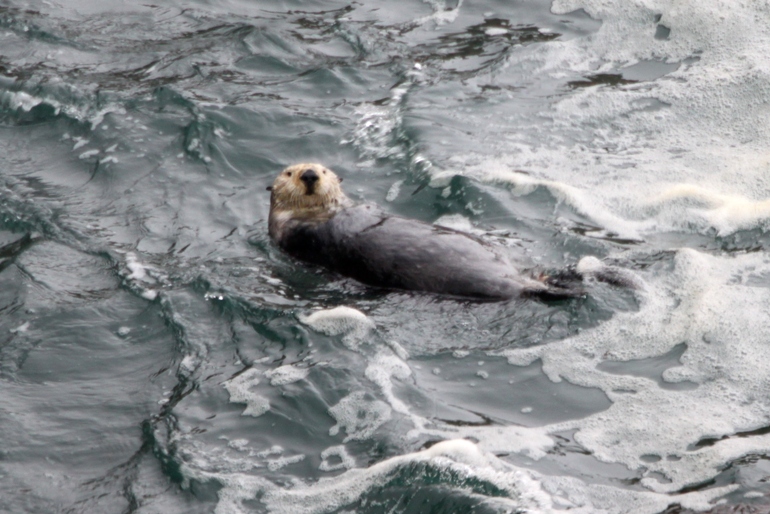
[[338, 177, 343, 183], [266, 186, 273, 191]]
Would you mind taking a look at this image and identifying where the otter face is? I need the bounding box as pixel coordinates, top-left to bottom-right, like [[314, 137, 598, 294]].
[[269, 163, 345, 209], [268, 163, 349, 239]]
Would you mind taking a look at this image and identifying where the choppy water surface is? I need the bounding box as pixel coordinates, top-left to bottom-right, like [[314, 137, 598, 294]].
[[3, 0, 770, 512]]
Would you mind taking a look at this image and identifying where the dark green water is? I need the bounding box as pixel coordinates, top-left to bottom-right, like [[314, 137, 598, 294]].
[[3, 1, 770, 513]]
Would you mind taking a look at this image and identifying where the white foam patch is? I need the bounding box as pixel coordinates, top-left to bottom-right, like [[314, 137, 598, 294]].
[[265, 365, 309, 386], [224, 368, 270, 418], [210, 474, 273, 514], [423, 425, 555, 460], [500, 248, 770, 493], [227, 439, 250, 451], [328, 391, 392, 442], [121, 252, 160, 301], [364, 353, 423, 428], [125, 252, 154, 282], [180, 354, 197, 373], [319, 445, 356, 472], [266, 454, 306, 472], [299, 306, 375, 349], [140, 289, 158, 301], [256, 445, 284, 458]]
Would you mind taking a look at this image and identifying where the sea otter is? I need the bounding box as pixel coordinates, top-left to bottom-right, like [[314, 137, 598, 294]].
[[267, 163, 620, 300]]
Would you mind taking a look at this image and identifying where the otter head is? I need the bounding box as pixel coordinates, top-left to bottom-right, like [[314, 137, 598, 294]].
[[267, 163, 350, 241]]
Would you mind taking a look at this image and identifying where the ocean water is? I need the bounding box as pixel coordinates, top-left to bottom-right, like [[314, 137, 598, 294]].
[[2, 0, 770, 512]]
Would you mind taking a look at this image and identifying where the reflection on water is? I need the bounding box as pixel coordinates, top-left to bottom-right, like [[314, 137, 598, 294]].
[[2, 0, 770, 512]]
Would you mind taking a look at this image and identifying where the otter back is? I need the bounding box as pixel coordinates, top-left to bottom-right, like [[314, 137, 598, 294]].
[[277, 204, 542, 300]]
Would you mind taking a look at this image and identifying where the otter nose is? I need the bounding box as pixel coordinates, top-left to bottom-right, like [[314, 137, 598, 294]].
[[299, 170, 318, 194]]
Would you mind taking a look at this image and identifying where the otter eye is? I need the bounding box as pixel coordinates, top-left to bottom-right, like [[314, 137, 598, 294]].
[[322, 169, 327, 174], [286, 171, 292, 177]]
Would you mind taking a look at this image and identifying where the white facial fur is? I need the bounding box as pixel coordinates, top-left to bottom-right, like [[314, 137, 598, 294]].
[[268, 163, 351, 240]]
